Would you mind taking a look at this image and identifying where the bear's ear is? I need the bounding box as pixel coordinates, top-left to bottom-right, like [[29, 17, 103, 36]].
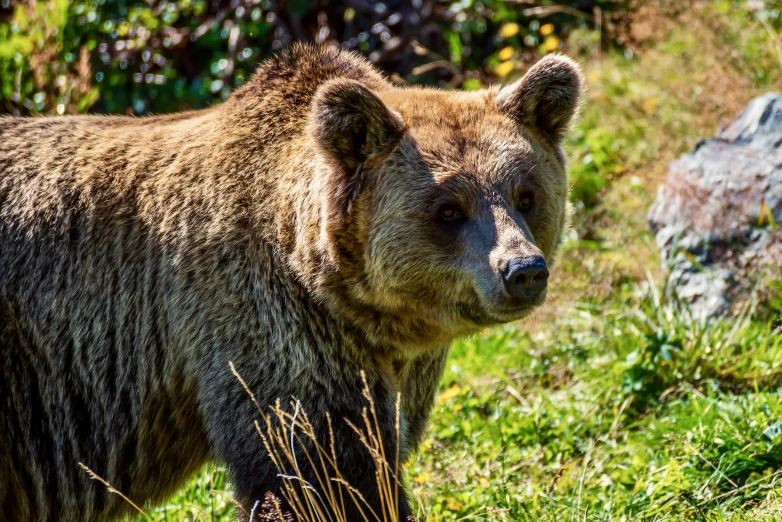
[[495, 54, 583, 144], [310, 79, 404, 219]]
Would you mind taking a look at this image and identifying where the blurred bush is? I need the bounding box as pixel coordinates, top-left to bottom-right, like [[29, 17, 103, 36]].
[[0, 0, 626, 116]]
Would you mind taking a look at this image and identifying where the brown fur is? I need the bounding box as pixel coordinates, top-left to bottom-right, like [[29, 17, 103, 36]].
[[0, 44, 582, 521]]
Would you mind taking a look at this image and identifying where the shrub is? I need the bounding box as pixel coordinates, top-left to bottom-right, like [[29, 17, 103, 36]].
[[0, 0, 625, 116]]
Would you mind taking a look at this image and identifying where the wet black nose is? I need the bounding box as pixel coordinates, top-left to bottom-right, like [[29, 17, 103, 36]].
[[502, 256, 549, 300]]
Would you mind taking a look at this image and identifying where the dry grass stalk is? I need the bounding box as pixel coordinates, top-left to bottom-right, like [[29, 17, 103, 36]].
[[229, 364, 412, 522], [78, 462, 152, 520]]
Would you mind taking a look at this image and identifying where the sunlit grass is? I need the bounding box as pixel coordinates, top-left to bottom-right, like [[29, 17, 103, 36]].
[[408, 280, 782, 521]]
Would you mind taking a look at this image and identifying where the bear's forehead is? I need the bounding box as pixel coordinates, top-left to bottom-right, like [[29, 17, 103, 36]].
[[380, 89, 542, 185], [381, 88, 509, 131]]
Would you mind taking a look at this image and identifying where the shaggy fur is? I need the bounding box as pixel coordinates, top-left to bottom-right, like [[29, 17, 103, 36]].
[[0, 44, 582, 521]]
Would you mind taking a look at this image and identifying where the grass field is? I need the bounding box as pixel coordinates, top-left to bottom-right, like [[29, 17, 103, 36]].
[[119, 2, 782, 520]]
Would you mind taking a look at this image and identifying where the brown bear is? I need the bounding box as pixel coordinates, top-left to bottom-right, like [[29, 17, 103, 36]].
[[0, 43, 582, 521]]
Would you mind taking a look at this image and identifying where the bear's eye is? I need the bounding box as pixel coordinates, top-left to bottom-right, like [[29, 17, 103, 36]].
[[518, 193, 534, 212], [438, 205, 464, 223]]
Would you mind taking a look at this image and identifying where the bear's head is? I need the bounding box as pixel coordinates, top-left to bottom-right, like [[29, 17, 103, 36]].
[[307, 54, 583, 351]]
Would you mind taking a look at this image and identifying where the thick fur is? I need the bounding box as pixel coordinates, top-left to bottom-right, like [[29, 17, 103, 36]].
[[0, 44, 582, 521]]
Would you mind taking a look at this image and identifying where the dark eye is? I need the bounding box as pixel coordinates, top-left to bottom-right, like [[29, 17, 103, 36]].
[[518, 193, 534, 212], [438, 205, 464, 223]]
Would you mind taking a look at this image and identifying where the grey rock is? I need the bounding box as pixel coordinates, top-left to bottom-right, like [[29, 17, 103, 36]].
[[648, 93, 782, 317]]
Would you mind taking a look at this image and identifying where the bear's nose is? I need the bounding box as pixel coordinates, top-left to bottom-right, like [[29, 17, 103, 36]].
[[502, 256, 549, 301]]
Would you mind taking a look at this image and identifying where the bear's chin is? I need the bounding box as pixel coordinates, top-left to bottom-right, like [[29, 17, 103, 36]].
[[452, 299, 544, 329]]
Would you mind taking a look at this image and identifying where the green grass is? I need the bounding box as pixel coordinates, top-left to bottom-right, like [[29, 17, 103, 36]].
[[117, 2, 782, 520], [408, 282, 782, 521]]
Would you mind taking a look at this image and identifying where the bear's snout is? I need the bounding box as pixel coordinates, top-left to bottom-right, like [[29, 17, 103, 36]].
[[501, 255, 549, 302]]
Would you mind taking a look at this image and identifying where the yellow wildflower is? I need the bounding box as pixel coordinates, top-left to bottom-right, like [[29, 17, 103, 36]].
[[543, 35, 559, 52], [495, 61, 515, 77], [499, 23, 520, 38], [439, 384, 462, 403], [413, 472, 431, 484], [498, 46, 514, 61], [540, 23, 555, 36]]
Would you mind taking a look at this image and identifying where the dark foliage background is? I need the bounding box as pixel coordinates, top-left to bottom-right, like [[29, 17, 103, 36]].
[[0, 0, 626, 116]]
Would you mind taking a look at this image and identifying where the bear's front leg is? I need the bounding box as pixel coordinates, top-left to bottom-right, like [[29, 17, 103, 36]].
[[203, 362, 414, 522]]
